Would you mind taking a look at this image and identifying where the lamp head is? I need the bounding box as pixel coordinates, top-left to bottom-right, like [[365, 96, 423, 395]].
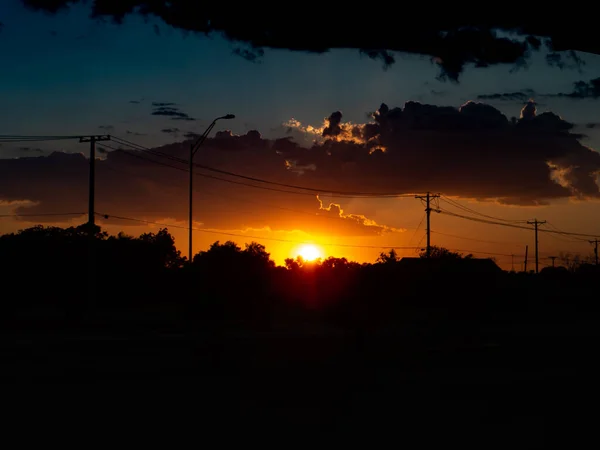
[[221, 114, 235, 120]]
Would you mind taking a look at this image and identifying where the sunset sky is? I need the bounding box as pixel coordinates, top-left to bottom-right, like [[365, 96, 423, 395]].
[[1, 1, 600, 270]]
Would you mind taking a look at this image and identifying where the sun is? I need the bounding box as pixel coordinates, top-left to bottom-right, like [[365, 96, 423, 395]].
[[295, 244, 323, 262]]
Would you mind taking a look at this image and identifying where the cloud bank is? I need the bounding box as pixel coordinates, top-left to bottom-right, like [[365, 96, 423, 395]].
[[1, 100, 599, 236]]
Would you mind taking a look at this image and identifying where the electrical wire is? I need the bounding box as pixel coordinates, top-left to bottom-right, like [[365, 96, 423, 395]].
[[110, 135, 417, 198], [0, 135, 84, 143], [438, 208, 600, 238], [0, 212, 85, 218], [440, 195, 528, 223], [430, 230, 523, 246], [95, 212, 420, 250]]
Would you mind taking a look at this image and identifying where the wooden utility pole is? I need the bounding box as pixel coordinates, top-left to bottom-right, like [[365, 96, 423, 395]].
[[590, 239, 599, 266], [415, 192, 440, 258], [527, 219, 546, 274], [80, 135, 111, 228], [524, 245, 528, 273], [79, 135, 111, 313]]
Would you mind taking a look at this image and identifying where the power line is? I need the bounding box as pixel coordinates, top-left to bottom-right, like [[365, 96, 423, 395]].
[[110, 135, 417, 198], [0, 134, 84, 143], [430, 230, 523, 246], [96, 212, 528, 260], [440, 196, 528, 224], [97, 146, 403, 226], [102, 141, 416, 200], [99, 143, 335, 197], [95, 212, 420, 251], [439, 208, 600, 239], [0, 212, 85, 218]]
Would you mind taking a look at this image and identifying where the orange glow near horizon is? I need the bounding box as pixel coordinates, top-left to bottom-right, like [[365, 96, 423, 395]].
[[294, 244, 324, 261]]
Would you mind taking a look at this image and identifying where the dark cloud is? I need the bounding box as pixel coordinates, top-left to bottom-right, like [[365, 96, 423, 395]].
[[2, 100, 599, 236], [18, 3, 598, 82], [0, 143, 397, 237], [129, 100, 141, 104], [359, 49, 395, 70], [98, 125, 114, 131], [281, 99, 599, 205], [545, 51, 585, 71], [585, 123, 600, 129], [126, 130, 146, 136], [153, 24, 160, 36], [161, 128, 180, 134], [151, 103, 196, 121], [183, 132, 200, 139], [546, 77, 600, 99], [477, 89, 536, 101], [49, 30, 57, 37]]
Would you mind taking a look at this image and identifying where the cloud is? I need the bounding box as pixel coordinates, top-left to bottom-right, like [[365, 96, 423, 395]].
[[585, 123, 600, 129], [126, 130, 146, 136], [151, 103, 196, 121], [161, 128, 180, 134], [477, 89, 536, 101], [545, 51, 585, 71], [2, 100, 599, 236], [129, 100, 142, 104], [98, 125, 114, 131], [183, 132, 200, 139], [0, 139, 396, 237], [232, 47, 264, 63], [19, 3, 593, 82], [546, 77, 600, 99], [277, 100, 600, 205]]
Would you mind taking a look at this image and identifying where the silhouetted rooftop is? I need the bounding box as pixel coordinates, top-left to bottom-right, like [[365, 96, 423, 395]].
[[398, 257, 503, 274]]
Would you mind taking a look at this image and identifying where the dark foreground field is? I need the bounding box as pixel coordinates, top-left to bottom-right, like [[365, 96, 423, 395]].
[[2, 296, 599, 449]]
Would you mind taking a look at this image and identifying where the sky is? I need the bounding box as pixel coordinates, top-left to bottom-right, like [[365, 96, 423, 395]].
[[1, 0, 600, 270]]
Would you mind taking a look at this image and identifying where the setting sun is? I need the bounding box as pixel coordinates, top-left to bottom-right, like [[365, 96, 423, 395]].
[[295, 244, 323, 262]]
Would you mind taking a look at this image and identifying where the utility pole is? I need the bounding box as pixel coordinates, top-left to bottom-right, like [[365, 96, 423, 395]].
[[549, 256, 557, 267], [524, 245, 528, 273], [590, 239, 599, 266], [527, 218, 546, 274], [79, 135, 110, 314], [79, 135, 111, 229], [415, 192, 440, 258]]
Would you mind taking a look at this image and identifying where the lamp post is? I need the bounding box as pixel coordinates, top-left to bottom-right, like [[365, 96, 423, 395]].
[[188, 114, 235, 262]]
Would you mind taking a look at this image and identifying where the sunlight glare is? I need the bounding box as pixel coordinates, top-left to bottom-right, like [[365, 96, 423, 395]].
[[296, 244, 323, 261]]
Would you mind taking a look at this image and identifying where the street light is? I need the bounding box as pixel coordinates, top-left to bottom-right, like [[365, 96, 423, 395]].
[[188, 114, 235, 263]]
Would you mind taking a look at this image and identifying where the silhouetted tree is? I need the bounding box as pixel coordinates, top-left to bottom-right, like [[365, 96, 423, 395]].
[[419, 246, 472, 260], [376, 249, 399, 264]]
